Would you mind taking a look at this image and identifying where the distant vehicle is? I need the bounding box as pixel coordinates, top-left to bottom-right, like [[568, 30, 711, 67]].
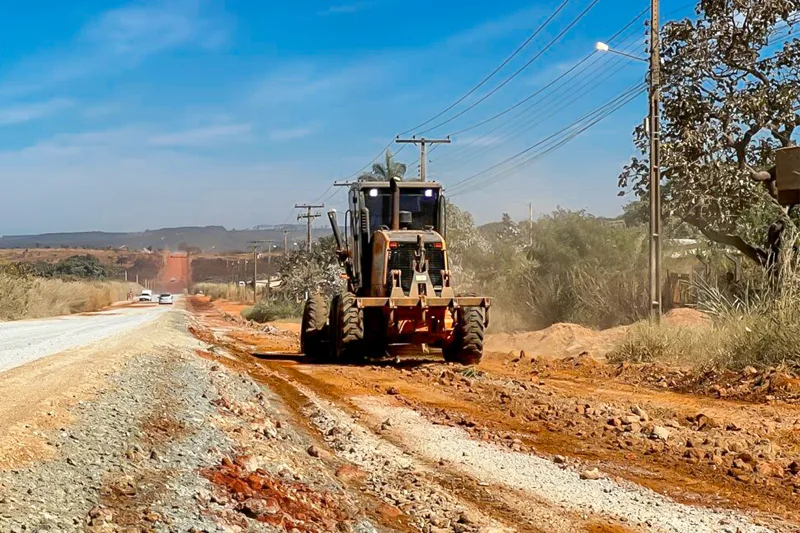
[[158, 293, 174, 305], [139, 290, 153, 302]]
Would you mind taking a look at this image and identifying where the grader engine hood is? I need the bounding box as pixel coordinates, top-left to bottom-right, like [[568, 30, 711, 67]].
[[371, 230, 449, 298]]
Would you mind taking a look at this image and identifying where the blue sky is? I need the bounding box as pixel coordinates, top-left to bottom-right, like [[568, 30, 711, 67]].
[[0, 0, 695, 235]]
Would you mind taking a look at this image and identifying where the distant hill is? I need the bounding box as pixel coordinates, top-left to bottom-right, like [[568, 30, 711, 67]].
[[0, 224, 331, 253]]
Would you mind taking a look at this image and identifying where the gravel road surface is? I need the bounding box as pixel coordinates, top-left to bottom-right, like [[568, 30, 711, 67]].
[[0, 304, 168, 374]]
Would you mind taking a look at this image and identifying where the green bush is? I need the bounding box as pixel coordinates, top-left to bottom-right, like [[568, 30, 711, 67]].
[[611, 241, 800, 371], [449, 208, 650, 331], [242, 299, 302, 323]]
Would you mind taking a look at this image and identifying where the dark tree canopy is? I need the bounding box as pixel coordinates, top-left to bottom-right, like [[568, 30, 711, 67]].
[[619, 0, 800, 265]]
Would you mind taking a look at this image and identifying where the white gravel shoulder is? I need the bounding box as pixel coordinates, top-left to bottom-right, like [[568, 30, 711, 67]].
[[0, 305, 169, 374], [357, 396, 775, 533]]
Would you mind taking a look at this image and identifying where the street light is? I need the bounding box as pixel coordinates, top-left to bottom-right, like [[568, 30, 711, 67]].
[[595, 0, 662, 321], [595, 42, 647, 62]]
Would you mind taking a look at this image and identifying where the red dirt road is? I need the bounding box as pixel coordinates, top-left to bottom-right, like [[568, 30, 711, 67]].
[[187, 296, 800, 532], [160, 252, 190, 293]]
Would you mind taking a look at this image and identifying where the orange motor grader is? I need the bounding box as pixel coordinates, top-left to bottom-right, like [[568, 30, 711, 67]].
[[300, 178, 490, 365]]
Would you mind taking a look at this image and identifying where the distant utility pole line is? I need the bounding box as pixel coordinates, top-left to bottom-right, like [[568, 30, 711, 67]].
[[295, 204, 324, 252], [395, 136, 451, 181]]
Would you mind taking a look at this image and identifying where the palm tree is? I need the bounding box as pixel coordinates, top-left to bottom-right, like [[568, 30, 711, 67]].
[[358, 150, 407, 182]]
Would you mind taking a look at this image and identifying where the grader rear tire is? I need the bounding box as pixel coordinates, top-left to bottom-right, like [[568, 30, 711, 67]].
[[300, 295, 328, 359], [329, 293, 364, 363], [444, 307, 485, 366]]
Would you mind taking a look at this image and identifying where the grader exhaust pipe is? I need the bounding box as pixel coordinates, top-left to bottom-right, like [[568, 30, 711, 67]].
[[390, 178, 400, 231], [328, 210, 344, 251]]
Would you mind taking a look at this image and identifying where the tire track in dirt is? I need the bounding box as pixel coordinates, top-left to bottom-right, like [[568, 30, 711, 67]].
[[187, 297, 784, 532]]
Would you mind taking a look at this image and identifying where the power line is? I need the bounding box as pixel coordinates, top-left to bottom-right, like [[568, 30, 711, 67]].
[[446, 83, 645, 195], [417, 0, 602, 136], [450, 87, 645, 197], [397, 0, 574, 137], [439, 33, 645, 168], [446, 7, 649, 139], [312, 2, 696, 203]]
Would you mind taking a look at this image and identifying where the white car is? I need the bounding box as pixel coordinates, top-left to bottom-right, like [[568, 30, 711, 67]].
[[158, 293, 174, 305], [139, 290, 153, 302]]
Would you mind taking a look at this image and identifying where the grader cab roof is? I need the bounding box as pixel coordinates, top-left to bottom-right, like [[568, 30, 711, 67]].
[[349, 180, 442, 192]]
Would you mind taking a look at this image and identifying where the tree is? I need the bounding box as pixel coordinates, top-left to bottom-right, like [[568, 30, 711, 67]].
[[619, 0, 800, 267], [53, 255, 110, 279], [358, 150, 407, 181], [277, 236, 344, 300]]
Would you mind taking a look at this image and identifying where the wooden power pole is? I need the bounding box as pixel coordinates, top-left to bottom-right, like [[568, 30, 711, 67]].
[[649, 0, 662, 320], [248, 240, 265, 302], [295, 204, 324, 252], [395, 136, 451, 181]]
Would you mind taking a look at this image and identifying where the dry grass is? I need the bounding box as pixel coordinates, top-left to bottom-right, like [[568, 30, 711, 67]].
[[610, 235, 800, 371], [191, 282, 273, 303], [191, 282, 245, 301], [0, 274, 140, 321]]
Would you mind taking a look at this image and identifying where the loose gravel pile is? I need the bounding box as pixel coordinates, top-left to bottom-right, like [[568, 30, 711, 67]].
[[0, 312, 275, 532], [357, 397, 775, 533]]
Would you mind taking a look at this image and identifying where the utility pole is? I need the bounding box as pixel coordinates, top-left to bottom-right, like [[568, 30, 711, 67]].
[[395, 136, 451, 181], [283, 230, 289, 257], [295, 204, 324, 252], [248, 241, 265, 302], [649, 0, 662, 320], [264, 241, 274, 300]]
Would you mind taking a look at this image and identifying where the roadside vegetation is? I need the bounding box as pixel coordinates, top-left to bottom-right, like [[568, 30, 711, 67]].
[[447, 204, 653, 331], [610, 237, 800, 371], [0, 260, 140, 321], [241, 299, 301, 323]]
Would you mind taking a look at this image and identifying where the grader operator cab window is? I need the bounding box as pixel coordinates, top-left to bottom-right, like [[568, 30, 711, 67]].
[[364, 187, 438, 231]]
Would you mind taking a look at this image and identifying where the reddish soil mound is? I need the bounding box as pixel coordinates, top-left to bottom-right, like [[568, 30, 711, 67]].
[[486, 322, 629, 360], [662, 307, 710, 327]]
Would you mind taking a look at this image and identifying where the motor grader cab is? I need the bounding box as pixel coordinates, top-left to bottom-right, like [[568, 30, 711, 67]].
[[300, 178, 490, 365]]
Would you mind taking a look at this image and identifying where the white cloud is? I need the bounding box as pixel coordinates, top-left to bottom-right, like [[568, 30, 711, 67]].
[[268, 125, 318, 142], [0, 0, 230, 97], [317, 1, 389, 16], [251, 59, 386, 105], [442, 6, 545, 49], [82, 0, 227, 58], [82, 102, 122, 120], [0, 98, 74, 126], [149, 123, 252, 147]]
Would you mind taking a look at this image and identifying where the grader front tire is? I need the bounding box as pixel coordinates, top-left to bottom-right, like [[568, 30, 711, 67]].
[[444, 307, 485, 366], [300, 295, 328, 360], [330, 293, 364, 363]]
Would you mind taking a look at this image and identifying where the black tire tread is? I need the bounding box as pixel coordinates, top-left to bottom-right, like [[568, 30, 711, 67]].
[[444, 307, 485, 365], [301, 295, 328, 358], [331, 293, 364, 362]]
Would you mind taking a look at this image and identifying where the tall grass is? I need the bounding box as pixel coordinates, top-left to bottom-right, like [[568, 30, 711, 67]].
[[610, 231, 800, 371], [0, 274, 140, 321], [191, 282, 246, 301], [242, 298, 301, 323]]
